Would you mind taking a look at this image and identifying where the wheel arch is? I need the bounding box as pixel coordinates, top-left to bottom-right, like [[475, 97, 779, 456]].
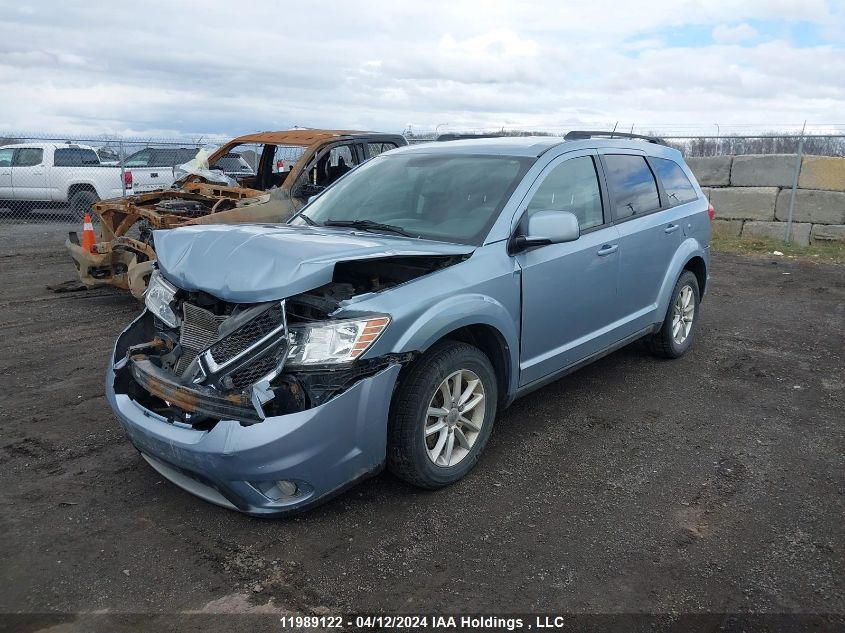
[[382, 293, 521, 406], [655, 239, 709, 322], [67, 182, 99, 200], [683, 255, 707, 296], [428, 323, 512, 408]]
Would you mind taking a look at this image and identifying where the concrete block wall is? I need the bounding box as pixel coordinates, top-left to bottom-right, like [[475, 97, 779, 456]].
[[687, 154, 845, 247]]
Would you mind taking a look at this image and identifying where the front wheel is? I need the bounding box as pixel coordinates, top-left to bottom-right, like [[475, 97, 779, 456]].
[[646, 270, 700, 358], [387, 341, 498, 489]]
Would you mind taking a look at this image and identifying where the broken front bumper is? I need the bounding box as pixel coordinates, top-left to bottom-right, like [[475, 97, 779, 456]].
[[106, 337, 401, 517], [66, 233, 153, 299], [129, 357, 262, 423]]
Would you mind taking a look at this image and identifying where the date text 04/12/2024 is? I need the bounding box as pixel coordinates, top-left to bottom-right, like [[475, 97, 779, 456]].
[[277, 615, 580, 629]]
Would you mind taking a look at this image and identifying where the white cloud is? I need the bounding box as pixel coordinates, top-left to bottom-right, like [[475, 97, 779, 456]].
[[439, 29, 540, 60], [0, 0, 841, 137], [712, 23, 759, 44]]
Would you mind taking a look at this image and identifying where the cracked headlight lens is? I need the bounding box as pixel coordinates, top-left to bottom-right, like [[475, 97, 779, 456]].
[[144, 270, 180, 328], [286, 316, 390, 368]]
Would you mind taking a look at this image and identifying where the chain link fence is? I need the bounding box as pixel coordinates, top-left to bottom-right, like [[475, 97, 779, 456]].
[[2, 128, 844, 228], [405, 128, 845, 155], [0, 134, 223, 226]]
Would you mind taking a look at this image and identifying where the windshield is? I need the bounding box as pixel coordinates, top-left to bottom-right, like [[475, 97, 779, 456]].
[[292, 153, 533, 245], [213, 153, 254, 173]]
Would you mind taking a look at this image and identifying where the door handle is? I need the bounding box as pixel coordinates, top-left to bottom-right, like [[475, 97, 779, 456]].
[[597, 244, 618, 256], [664, 223, 680, 234]]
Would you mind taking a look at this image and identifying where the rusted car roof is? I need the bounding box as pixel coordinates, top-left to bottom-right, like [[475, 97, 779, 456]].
[[228, 130, 370, 146]]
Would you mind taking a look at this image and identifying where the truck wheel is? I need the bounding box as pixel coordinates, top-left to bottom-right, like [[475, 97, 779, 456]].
[[646, 270, 700, 359], [387, 341, 497, 489], [14, 201, 35, 215], [69, 189, 99, 222]]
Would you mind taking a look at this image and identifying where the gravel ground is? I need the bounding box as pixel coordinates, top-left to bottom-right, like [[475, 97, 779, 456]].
[[0, 223, 842, 631]]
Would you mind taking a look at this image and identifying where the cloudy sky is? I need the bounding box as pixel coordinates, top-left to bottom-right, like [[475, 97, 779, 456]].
[[0, 0, 843, 139]]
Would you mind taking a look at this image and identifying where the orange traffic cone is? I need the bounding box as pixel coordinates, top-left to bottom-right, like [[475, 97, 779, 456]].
[[81, 213, 97, 253]]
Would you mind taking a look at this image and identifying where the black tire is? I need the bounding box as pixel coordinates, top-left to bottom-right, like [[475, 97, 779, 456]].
[[646, 270, 700, 359], [12, 201, 35, 217], [387, 340, 498, 489], [69, 189, 99, 222]]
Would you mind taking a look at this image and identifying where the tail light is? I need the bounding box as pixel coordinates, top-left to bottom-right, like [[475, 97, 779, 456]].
[[707, 203, 715, 221], [124, 170, 133, 189]]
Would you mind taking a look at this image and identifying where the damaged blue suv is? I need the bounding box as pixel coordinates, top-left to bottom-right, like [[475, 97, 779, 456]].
[[107, 132, 712, 516]]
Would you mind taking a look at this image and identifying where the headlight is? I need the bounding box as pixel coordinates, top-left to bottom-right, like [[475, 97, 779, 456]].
[[286, 316, 390, 368], [144, 270, 180, 328]]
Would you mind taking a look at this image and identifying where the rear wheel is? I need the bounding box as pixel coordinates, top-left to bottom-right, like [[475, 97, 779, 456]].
[[69, 189, 99, 222], [646, 270, 700, 358], [387, 341, 497, 489], [12, 201, 35, 217]]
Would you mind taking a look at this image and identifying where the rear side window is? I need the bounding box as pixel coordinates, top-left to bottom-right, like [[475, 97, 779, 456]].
[[55, 148, 100, 166], [651, 157, 698, 206], [603, 154, 660, 219], [368, 142, 398, 157], [13, 148, 43, 167], [54, 148, 78, 166], [527, 156, 604, 230]]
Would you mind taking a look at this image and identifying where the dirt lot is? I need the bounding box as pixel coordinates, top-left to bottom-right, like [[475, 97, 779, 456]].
[[0, 223, 843, 629]]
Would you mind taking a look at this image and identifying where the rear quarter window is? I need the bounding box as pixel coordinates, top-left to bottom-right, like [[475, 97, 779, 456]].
[[651, 157, 698, 206], [602, 154, 660, 219]]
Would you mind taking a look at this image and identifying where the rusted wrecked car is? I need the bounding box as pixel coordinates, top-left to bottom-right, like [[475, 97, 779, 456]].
[[66, 129, 407, 297]]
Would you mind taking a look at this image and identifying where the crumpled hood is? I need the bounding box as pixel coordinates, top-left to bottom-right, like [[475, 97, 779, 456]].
[[154, 224, 474, 303]]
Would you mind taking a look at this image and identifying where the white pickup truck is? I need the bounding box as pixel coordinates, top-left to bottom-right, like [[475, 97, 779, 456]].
[[121, 146, 201, 193], [0, 142, 167, 219]]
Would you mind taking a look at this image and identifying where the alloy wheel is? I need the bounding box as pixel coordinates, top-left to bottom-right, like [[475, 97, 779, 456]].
[[424, 369, 486, 467], [672, 285, 695, 344]]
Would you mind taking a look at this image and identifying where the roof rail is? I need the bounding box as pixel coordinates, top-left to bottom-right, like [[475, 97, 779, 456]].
[[436, 133, 511, 142], [564, 130, 666, 145]]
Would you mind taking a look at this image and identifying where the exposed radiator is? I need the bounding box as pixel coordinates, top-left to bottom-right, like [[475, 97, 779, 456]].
[[175, 303, 227, 375]]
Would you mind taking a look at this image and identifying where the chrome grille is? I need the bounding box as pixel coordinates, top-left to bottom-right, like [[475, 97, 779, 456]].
[[209, 303, 284, 365], [175, 303, 226, 375]]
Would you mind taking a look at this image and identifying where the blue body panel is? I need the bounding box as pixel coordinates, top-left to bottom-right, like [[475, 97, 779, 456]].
[[154, 223, 473, 303], [108, 330, 401, 515], [106, 136, 711, 515]]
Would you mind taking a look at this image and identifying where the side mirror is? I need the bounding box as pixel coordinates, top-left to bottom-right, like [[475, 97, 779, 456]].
[[307, 194, 320, 204], [511, 209, 580, 253]]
